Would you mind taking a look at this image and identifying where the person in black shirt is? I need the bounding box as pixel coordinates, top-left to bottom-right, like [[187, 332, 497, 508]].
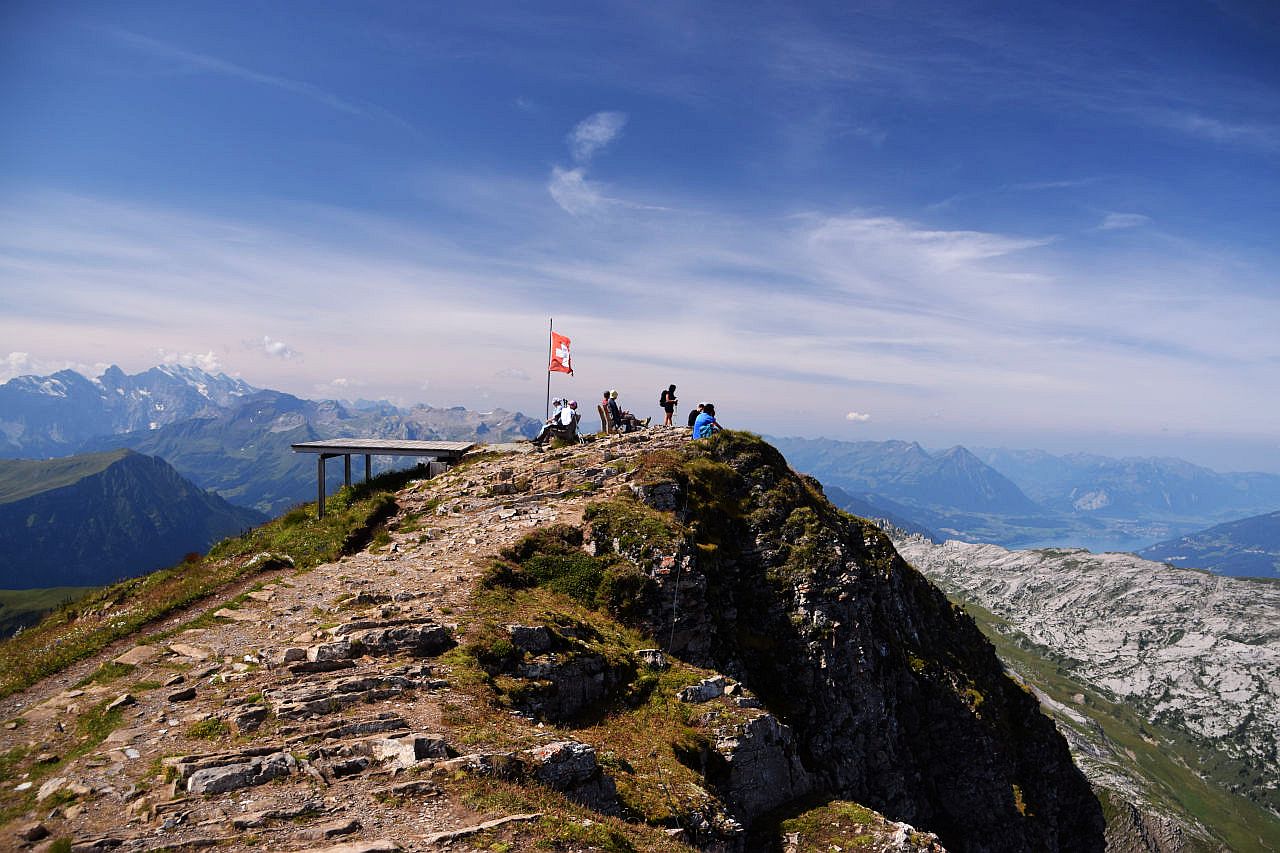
[[687, 402, 704, 429], [660, 384, 678, 426], [608, 390, 647, 432]]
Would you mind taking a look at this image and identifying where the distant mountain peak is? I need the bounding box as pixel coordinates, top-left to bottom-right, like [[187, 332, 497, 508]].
[[0, 450, 264, 588], [0, 364, 262, 457]]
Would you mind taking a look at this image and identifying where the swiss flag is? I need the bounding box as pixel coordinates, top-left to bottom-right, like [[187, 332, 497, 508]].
[[549, 332, 573, 375]]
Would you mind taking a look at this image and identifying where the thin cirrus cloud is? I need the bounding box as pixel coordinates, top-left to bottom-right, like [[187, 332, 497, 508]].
[[2, 181, 1277, 441], [761, 11, 1278, 155], [845, 411, 871, 422], [102, 27, 413, 130]]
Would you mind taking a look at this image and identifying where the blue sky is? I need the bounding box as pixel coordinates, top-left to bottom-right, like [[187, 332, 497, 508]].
[[2, 1, 1279, 470]]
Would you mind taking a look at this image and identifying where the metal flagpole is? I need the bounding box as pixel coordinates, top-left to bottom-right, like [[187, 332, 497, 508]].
[[545, 317, 553, 420]]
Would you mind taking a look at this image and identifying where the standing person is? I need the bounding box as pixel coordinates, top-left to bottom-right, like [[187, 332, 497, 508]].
[[659, 384, 678, 426], [687, 402, 704, 429], [692, 403, 721, 439]]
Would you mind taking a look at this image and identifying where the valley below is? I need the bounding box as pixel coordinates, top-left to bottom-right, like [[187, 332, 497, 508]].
[[895, 535, 1280, 851]]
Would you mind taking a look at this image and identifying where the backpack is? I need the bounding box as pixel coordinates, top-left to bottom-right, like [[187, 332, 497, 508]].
[[659, 391, 667, 406]]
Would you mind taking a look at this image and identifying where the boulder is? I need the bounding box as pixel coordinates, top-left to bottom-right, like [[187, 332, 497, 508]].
[[113, 646, 159, 667], [105, 693, 135, 712], [308, 640, 353, 662], [709, 712, 812, 817], [368, 734, 450, 768], [271, 647, 308, 665], [185, 752, 297, 794], [506, 624, 553, 653], [245, 551, 294, 571], [525, 740, 619, 815], [232, 705, 268, 734], [302, 818, 361, 840], [36, 777, 69, 802], [186, 762, 257, 795], [15, 821, 49, 842], [346, 623, 454, 657], [677, 675, 727, 703], [302, 841, 401, 853]]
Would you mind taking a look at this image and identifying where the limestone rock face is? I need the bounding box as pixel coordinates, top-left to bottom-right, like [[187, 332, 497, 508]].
[[607, 434, 1105, 852], [895, 537, 1279, 804]]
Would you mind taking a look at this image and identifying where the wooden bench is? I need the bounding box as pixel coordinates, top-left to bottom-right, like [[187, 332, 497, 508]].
[[597, 403, 615, 435]]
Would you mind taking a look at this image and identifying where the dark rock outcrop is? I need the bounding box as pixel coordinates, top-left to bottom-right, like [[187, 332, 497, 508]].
[[595, 432, 1105, 853]]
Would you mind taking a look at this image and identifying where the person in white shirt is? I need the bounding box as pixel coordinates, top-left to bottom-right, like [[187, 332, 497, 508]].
[[534, 400, 580, 445]]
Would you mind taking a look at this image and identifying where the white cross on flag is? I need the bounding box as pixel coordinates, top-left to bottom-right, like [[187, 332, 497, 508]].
[[549, 331, 573, 375]]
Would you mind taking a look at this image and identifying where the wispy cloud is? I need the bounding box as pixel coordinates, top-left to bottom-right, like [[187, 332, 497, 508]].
[[1098, 212, 1151, 231], [3, 188, 1277, 445], [760, 11, 1280, 155], [807, 215, 1051, 270], [103, 28, 412, 130], [845, 411, 871, 422], [548, 112, 637, 216], [547, 167, 608, 215], [1146, 110, 1278, 149], [547, 113, 665, 217], [568, 111, 627, 163]]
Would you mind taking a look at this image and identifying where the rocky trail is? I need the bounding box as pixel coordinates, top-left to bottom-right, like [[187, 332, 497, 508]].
[[0, 433, 640, 851]]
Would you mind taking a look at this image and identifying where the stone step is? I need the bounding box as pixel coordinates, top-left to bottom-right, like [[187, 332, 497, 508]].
[[265, 674, 420, 720], [185, 752, 297, 795]]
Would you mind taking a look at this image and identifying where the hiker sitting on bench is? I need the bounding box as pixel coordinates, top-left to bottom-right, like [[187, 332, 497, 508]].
[[534, 398, 566, 443], [607, 390, 649, 433], [534, 400, 580, 444]]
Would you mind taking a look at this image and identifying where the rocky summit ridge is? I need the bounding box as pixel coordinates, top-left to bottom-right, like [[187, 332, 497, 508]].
[[0, 430, 1102, 852]]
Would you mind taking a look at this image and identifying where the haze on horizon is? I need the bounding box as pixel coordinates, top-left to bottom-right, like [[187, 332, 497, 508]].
[[2, 1, 1278, 473]]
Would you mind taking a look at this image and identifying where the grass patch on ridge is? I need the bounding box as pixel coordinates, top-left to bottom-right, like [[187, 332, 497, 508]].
[[0, 468, 413, 700]]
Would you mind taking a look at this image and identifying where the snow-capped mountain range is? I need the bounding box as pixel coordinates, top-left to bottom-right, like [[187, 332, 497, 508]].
[[0, 364, 257, 457]]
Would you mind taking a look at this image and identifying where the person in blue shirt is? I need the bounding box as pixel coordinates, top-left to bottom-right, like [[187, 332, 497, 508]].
[[692, 403, 721, 439]]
